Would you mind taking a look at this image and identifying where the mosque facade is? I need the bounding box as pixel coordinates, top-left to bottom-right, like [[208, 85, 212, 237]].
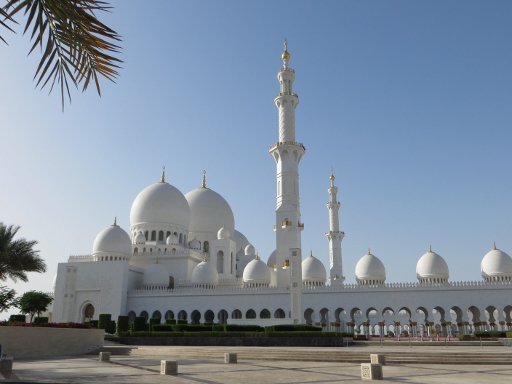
[[52, 43, 512, 337]]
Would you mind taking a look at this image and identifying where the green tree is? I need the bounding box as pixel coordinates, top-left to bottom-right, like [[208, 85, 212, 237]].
[[0, 285, 18, 312], [18, 290, 53, 321], [1, 0, 122, 108], [0, 223, 46, 282]]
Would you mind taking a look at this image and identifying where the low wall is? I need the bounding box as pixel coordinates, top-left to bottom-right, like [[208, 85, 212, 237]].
[[0, 327, 104, 359], [117, 336, 344, 347]]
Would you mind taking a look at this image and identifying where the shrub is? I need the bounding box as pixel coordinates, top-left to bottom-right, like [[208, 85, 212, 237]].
[[165, 319, 177, 325], [98, 314, 112, 330], [149, 317, 160, 331], [90, 320, 99, 328], [117, 316, 129, 333], [152, 324, 175, 332], [225, 324, 264, 332], [33, 317, 49, 324], [474, 330, 506, 338], [506, 331, 512, 338], [133, 316, 147, 332], [266, 324, 322, 332], [177, 319, 187, 325], [9, 314, 26, 323], [106, 320, 116, 334]]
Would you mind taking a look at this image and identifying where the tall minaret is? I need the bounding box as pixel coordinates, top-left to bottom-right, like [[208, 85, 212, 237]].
[[269, 40, 304, 323], [326, 171, 345, 285]]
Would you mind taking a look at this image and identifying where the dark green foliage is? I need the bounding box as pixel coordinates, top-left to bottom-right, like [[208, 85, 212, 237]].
[[134, 316, 147, 332], [149, 317, 160, 330], [474, 330, 506, 338], [224, 324, 264, 332], [106, 320, 116, 334], [33, 316, 49, 324], [117, 316, 129, 333], [152, 324, 174, 332], [165, 319, 176, 325], [0, 286, 18, 312], [265, 324, 322, 332], [98, 314, 111, 330], [506, 331, 512, 338], [90, 320, 99, 328], [176, 319, 187, 325], [8, 314, 26, 323], [0, 223, 46, 282], [18, 290, 53, 321]]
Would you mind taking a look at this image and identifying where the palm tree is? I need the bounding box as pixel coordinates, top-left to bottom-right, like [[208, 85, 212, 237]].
[[0, 223, 46, 282], [1, 0, 121, 108]]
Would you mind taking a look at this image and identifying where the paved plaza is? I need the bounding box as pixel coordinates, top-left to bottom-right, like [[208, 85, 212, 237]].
[[3, 345, 512, 384]]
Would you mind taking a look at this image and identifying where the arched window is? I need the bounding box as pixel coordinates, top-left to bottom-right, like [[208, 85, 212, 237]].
[[165, 310, 174, 321], [274, 308, 285, 318], [83, 303, 95, 322], [246, 309, 256, 319], [151, 231, 156, 241], [218, 309, 228, 324], [166, 231, 171, 238], [140, 311, 149, 321], [134, 247, 138, 254], [191, 310, 201, 324], [204, 241, 209, 253], [204, 310, 214, 323], [152, 311, 162, 322], [128, 311, 136, 325], [179, 233, 183, 244], [158, 231, 164, 242], [178, 310, 187, 321], [260, 309, 271, 319], [232, 309, 242, 319], [144, 231, 148, 240], [217, 250, 224, 273]]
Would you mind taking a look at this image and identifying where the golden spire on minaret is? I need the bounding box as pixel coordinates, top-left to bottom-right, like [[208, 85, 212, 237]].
[[201, 170, 207, 189], [161, 166, 166, 183], [281, 38, 290, 67], [329, 167, 335, 187]]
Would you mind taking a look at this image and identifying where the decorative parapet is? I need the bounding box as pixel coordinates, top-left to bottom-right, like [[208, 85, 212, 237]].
[[68, 255, 94, 262]]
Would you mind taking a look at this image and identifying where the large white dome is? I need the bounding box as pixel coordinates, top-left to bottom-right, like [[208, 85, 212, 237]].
[[416, 247, 449, 283], [267, 249, 277, 268], [243, 256, 271, 286], [130, 181, 190, 228], [92, 221, 132, 257], [191, 260, 219, 286], [481, 244, 512, 281], [143, 264, 169, 286], [302, 253, 326, 285], [185, 187, 235, 235], [355, 249, 386, 285]]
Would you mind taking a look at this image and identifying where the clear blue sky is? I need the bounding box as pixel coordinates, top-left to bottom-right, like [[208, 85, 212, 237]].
[[1, 0, 511, 313]]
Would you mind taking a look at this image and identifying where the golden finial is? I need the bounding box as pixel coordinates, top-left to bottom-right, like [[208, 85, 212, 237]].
[[161, 166, 166, 183], [368, 247, 371, 255], [329, 167, 335, 187], [493, 241, 497, 250], [281, 38, 290, 66], [202, 170, 207, 188], [255, 254, 260, 261], [429, 244, 432, 252], [310, 250, 313, 257], [113, 217, 117, 226]]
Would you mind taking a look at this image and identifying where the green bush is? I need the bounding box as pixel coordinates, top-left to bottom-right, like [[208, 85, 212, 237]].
[[133, 316, 147, 332], [177, 319, 187, 325], [165, 319, 177, 325], [474, 330, 506, 338], [33, 317, 49, 324], [265, 331, 343, 337], [90, 320, 99, 328], [117, 316, 129, 333], [9, 314, 26, 323], [152, 324, 174, 332], [98, 314, 111, 330], [266, 324, 322, 332], [106, 320, 116, 334], [172, 324, 214, 332], [506, 331, 512, 338], [149, 317, 161, 329], [225, 324, 264, 332]]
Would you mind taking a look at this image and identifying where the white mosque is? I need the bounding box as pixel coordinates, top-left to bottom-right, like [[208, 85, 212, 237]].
[[52, 42, 512, 337]]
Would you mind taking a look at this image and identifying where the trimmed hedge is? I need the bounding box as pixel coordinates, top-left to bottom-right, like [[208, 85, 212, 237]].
[[225, 324, 264, 332], [90, 320, 99, 328], [506, 331, 512, 338], [117, 316, 129, 333], [33, 317, 49, 324], [98, 314, 111, 330], [134, 316, 147, 332], [165, 319, 177, 325], [177, 319, 187, 325], [265, 324, 322, 332], [474, 330, 506, 338], [107, 320, 116, 334], [9, 314, 26, 323], [122, 330, 344, 338], [152, 324, 174, 332]]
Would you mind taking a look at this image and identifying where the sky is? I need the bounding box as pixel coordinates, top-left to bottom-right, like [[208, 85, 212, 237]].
[[1, 0, 511, 318]]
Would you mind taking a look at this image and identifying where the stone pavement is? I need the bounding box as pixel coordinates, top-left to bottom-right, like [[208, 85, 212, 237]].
[[5, 351, 512, 384]]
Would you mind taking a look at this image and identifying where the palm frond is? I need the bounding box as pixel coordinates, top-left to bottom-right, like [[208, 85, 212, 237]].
[[3, 0, 122, 109]]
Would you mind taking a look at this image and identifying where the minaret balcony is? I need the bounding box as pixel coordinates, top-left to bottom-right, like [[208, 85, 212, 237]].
[[269, 141, 306, 152]]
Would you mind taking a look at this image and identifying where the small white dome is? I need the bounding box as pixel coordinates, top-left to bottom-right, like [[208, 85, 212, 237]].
[[143, 263, 169, 286], [481, 244, 512, 281], [191, 260, 219, 285], [92, 222, 132, 257], [355, 249, 386, 285], [166, 233, 178, 245], [267, 249, 277, 268], [130, 181, 190, 229], [134, 231, 146, 245], [243, 256, 271, 285], [189, 238, 201, 250], [302, 253, 326, 284], [185, 186, 235, 235], [217, 226, 231, 240], [416, 247, 449, 283], [244, 244, 255, 256]]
